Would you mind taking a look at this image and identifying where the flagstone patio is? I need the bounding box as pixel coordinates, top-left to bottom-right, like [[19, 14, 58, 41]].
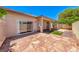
[[0, 30, 79, 52]]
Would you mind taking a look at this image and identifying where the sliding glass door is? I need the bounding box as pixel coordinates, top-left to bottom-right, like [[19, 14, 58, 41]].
[[19, 21, 33, 34], [27, 22, 32, 32]]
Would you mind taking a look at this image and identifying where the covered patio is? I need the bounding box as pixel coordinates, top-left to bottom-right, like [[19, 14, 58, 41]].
[[36, 16, 53, 32]]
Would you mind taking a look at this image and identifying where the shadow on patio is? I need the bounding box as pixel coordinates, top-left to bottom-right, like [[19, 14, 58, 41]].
[[0, 32, 39, 52]]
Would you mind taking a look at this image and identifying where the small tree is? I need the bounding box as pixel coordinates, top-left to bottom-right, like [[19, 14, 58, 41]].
[[58, 8, 79, 26], [0, 8, 7, 19]]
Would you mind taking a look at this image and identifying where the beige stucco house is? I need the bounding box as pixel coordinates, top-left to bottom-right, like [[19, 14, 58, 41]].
[[3, 9, 53, 38], [0, 8, 53, 47]]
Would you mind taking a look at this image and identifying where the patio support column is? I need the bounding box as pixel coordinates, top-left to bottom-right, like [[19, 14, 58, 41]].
[[50, 22, 53, 30], [40, 18, 43, 32]]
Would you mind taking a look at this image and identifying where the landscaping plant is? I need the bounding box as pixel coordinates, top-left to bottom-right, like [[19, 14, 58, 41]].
[[0, 8, 7, 19], [58, 8, 79, 26], [51, 30, 63, 35]]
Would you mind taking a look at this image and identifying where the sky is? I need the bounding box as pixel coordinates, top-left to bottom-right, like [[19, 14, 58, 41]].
[[4, 6, 78, 20]]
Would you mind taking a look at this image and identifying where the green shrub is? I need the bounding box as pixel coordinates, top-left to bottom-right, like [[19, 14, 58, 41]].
[[51, 31, 63, 35], [0, 8, 7, 19]]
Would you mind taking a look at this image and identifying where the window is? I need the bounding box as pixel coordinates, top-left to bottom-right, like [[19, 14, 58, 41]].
[[19, 21, 33, 34]]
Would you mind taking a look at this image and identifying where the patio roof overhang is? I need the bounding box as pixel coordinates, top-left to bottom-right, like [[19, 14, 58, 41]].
[[35, 16, 54, 22]]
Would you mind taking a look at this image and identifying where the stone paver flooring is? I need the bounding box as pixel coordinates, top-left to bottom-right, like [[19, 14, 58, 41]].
[[0, 33, 78, 52], [0, 31, 79, 52]]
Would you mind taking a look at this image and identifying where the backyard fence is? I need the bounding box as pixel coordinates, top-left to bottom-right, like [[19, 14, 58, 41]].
[[57, 24, 72, 30]]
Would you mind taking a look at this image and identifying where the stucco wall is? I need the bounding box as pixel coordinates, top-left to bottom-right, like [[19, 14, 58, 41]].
[[72, 21, 79, 39], [5, 11, 37, 37], [43, 21, 48, 30], [0, 20, 6, 47]]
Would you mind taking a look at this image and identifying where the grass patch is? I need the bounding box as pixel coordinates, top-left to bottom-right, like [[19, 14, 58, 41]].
[[51, 30, 63, 35]]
